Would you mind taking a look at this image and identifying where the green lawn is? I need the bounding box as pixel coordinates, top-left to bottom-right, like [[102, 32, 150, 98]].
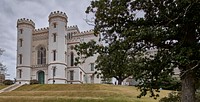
[[0, 84, 171, 102], [0, 85, 8, 90]]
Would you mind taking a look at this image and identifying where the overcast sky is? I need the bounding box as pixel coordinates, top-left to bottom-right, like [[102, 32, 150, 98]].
[[0, 0, 93, 79]]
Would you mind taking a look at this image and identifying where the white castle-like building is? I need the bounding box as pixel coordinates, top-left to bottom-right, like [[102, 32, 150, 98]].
[[16, 11, 101, 84]]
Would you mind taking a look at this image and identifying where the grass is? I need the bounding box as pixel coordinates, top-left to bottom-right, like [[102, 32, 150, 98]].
[[0, 85, 8, 90], [0, 84, 171, 102]]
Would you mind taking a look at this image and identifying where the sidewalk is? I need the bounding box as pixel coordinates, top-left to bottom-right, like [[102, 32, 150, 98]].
[[0, 84, 24, 93]]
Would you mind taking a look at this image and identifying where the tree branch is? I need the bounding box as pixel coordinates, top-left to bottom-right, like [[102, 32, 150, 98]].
[[180, 61, 200, 78]]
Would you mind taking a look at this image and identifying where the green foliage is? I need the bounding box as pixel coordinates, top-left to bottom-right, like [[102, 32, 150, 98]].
[[159, 78, 181, 91], [160, 91, 200, 102], [85, 0, 200, 101], [3, 80, 13, 85], [0, 48, 6, 75], [159, 92, 180, 102], [30, 79, 39, 85]]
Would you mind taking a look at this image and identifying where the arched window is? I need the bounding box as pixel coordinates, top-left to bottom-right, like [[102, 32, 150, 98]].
[[71, 52, 74, 66], [37, 47, 46, 64]]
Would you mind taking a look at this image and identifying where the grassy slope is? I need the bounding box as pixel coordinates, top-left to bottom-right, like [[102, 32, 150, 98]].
[[0, 84, 170, 102], [0, 85, 8, 90]]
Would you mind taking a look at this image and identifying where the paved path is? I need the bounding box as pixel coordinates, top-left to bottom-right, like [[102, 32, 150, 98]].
[[0, 84, 24, 93]]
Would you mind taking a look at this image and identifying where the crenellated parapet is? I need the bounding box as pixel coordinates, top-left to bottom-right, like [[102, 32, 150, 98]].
[[49, 11, 68, 22], [80, 29, 94, 34], [33, 27, 49, 34], [67, 29, 95, 43], [67, 25, 78, 29], [17, 18, 35, 28], [67, 25, 80, 32]]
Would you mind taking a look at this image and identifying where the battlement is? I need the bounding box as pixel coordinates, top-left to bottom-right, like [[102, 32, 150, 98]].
[[70, 29, 94, 37], [17, 18, 35, 28], [49, 11, 68, 22], [67, 25, 78, 29], [67, 25, 80, 32], [33, 27, 49, 34], [80, 29, 94, 34]]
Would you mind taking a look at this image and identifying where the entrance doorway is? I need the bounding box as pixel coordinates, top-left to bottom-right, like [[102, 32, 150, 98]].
[[38, 71, 45, 84]]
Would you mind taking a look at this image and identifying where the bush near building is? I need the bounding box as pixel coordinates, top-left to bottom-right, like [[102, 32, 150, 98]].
[[3, 80, 13, 85]]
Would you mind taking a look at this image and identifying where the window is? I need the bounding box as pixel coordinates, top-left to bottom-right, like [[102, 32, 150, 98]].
[[19, 54, 22, 64], [19, 29, 23, 34], [65, 35, 67, 44], [53, 23, 57, 28], [80, 72, 82, 81], [68, 33, 72, 40], [65, 52, 67, 63], [19, 39, 23, 47], [53, 33, 56, 42], [19, 69, 22, 78], [37, 47, 46, 64], [91, 63, 94, 71], [53, 50, 56, 61], [53, 66, 56, 76], [70, 70, 74, 80], [70, 52, 74, 66]]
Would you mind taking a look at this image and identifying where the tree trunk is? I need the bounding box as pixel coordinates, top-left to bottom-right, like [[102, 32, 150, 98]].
[[118, 79, 123, 85], [181, 71, 196, 102]]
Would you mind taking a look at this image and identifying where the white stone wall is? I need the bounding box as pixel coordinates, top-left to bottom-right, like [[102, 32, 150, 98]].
[[16, 11, 102, 84], [16, 20, 34, 84]]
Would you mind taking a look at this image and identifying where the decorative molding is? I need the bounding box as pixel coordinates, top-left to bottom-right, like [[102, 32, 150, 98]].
[[33, 34, 48, 41], [48, 78, 67, 81], [32, 64, 48, 68], [16, 66, 32, 68], [48, 62, 67, 67]]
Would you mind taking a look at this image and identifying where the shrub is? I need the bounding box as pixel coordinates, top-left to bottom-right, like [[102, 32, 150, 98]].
[[3, 80, 14, 85], [160, 79, 181, 90], [30, 79, 39, 85], [159, 92, 180, 102], [160, 91, 200, 102]]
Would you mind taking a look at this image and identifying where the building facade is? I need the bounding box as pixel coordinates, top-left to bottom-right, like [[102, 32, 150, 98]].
[[16, 11, 101, 84]]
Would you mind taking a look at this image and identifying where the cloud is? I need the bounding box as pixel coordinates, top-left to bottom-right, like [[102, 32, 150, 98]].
[[0, 0, 93, 79]]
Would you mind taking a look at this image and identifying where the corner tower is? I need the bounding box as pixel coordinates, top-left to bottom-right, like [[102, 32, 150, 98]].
[[16, 18, 35, 84], [48, 11, 68, 84]]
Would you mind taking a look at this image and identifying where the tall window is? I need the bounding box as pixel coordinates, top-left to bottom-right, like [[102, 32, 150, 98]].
[[91, 63, 94, 71], [53, 33, 56, 42], [19, 29, 23, 34], [37, 47, 46, 64], [53, 50, 56, 61], [70, 70, 74, 80], [65, 35, 67, 44], [53, 66, 56, 76], [70, 52, 74, 66], [65, 52, 67, 63], [68, 33, 72, 40], [80, 72, 82, 81], [19, 39, 23, 47], [19, 69, 22, 78], [19, 54, 22, 64], [53, 23, 57, 28]]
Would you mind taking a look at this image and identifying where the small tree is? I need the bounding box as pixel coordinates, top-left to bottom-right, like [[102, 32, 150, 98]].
[[0, 48, 6, 79]]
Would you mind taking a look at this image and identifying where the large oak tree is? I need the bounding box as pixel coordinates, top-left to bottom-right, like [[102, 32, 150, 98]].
[[76, 0, 200, 101]]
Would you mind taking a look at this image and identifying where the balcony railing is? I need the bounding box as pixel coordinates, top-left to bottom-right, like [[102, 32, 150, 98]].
[[32, 64, 48, 68]]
